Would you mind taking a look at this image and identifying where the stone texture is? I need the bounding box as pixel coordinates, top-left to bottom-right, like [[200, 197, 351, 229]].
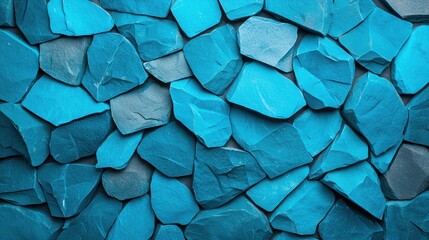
[[405, 85, 429, 147], [99, 0, 172, 18], [369, 141, 401, 174], [219, 0, 263, 20], [382, 0, 429, 22], [0, 0, 14, 27], [154, 225, 185, 240], [143, 51, 193, 83]]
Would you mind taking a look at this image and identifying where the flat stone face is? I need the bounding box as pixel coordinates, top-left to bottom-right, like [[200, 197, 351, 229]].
[[272, 232, 318, 240], [369, 141, 401, 174], [99, 0, 172, 18], [143, 51, 193, 83], [0, 0, 14, 27], [219, 0, 263, 20], [382, 0, 429, 22], [154, 225, 185, 240], [405, 85, 429, 147]]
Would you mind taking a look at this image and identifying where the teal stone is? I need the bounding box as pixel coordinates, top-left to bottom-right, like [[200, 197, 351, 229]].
[[99, 0, 172, 18], [184, 24, 242, 95], [343, 72, 408, 155], [154, 225, 185, 240], [47, 0, 114, 36], [226, 61, 305, 119], [151, 171, 200, 225], [293, 34, 355, 109], [22, 75, 110, 126], [219, 0, 263, 20], [230, 107, 312, 178], [339, 8, 412, 74], [38, 162, 102, 218], [0, 0, 14, 27], [0, 30, 39, 103], [270, 180, 335, 235], [185, 197, 272, 240], [246, 166, 309, 212], [369, 141, 401, 174], [404, 85, 429, 147], [322, 161, 386, 219], [171, 0, 222, 38], [194, 143, 266, 209], [111, 11, 156, 27], [137, 121, 195, 177], [143, 51, 193, 83], [272, 232, 318, 240], [170, 78, 231, 148], [237, 17, 298, 72]]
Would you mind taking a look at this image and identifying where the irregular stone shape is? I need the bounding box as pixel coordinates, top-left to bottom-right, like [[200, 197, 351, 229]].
[[0, 103, 50, 166], [110, 80, 171, 134], [143, 51, 193, 83], [270, 180, 335, 235], [37, 162, 102, 218], [102, 155, 153, 201], [172, 0, 222, 38], [194, 143, 266, 209], [0, 157, 45, 205], [318, 199, 384, 240], [107, 195, 155, 240], [246, 166, 309, 212], [405, 85, 429, 146], [380, 143, 429, 200], [339, 8, 412, 74], [22, 75, 110, 126], [99, 0, 171, 18], [264, 0, 332, 36], [47, 0, 114, 36], [294, 35, 355, 109], [322, 161, 386, 219], [170, 78, 231, 148], [219, 0, 263, 20], [328, 0, 375, 38], [184, 24, 242, 95], [111, 11, 156, 27], [0, 30, 39, 103], [309, 124, 368, 179], [237, 17, 298, 72], [154, 225, 185, 240], [342, 72, 408, 155], [382, 0, 429, 22], [57, 191, 122, 240], [226, 61, 305, 119], [138, 121, 195, 177], [50, 111, 113, 163], [0, 203, 63, 240], [272, 232, 318, 240], [151, 171, 199, 225], [230, 107, 312, 178], [185, 197, 272, 240], [369, 141, 401, 174], [293, 109, 342, 157], [392, 26, 429, 94], [0, 0, 14, 27]]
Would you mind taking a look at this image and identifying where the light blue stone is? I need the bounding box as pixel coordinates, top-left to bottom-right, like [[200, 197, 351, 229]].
[[184, 24, 242, 95], [230, 107, 312, 178], [0, 0, 14, 27], [339, 8, 412, 74], [99, 0, 172, 18], [170, 78, 231, 148], [154, 225, 185, 240], [246, 166, 309, 212], [404, 85, 429, 147], [143, 51, 193, 83], [226, 61, 305, 119], [171, 0, 222, 38], [219, 0, 263, 20], [343, 72, 408, 155], [111, 11, 157, 27], [272, 232, 318, 240], [369, 141, 401, 174], [293, 34, 355, 109]]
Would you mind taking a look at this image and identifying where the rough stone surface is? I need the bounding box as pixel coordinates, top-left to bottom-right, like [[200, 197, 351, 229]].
[[99, 0, 172, 18], [219, 0, 263, 20], [369, 141, 401, 174], [0, 0, 14, 27], [272, 232, 318, 240], [154, 225, 185, 240], [405, 85, 429, 147], [382, 0, 429, 22], [143, 51, 193, 83]]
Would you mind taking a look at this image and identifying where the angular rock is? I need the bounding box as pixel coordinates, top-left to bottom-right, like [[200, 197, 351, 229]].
[[170, 78, 231, 148], [99, 0, 172, 18], [369, 141, 401, 174], [230, 107, 312, 178], [110, 80, 171, 134], [246, 166, 309, 212], [0, 30, 39, 103], [138, 121, 195, 177], [185, 197, 272, 240], [49, 111, 113, 163], [47, 0, 114, 36], [270, 180, 335, 235], [194, 143, 266, 209], [143, 51, 193, 83], [382, 0, 429, 22], [226, 61, 305, 119], [237, 16, 298, 72], [219, 0, 263, 20], [293, 35, 355, 109], [272, 232, 318, 240], [322, 161, 386, 219], [37, 162, 102, 218], [339, 8, 412, 74], [154, 225, 185, 240], [404, 85, 429, 147], [0, 0, 14, 27], [111, 11, 156, 27], [342, 72, 408, 155], [171, 0, 222, 38], [184, 24, 242, 95], [293, 109, 343, 157], [22, 75, 110, 126]]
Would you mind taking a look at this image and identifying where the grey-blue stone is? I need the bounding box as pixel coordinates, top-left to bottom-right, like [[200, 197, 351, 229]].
[[0, 0, 14, 27], [218, 0, 263, 20], [99, 0, 172, 18], [154, 225, 185, 240], [143, 51, 193, 83], [404, 85, 429, 147], [382, 0, 429, 22], [272, 232, 318, 240], [369, 141, 401, 174]]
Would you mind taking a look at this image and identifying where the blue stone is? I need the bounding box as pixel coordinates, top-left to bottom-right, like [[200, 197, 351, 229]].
[[0, 30, 39, 103], [404, 85, 429, 147], [219, 0, 263, 20], [382, 0, 429, 22], [339, 8, 412, 74], [226, 61, 305, 119], [369, 141, 401, 174], [138, 121, 195, 177], [272, 232, 318, 240], [143, 51, 193, 83], [0, 0, 14, 27], [170, 78, 231, 148], [154, 225, 185, 240], [194, 143, 266, 209], [246, 166, 309, 212], [22, 75, 110, 126], [184, 24, 242, 95], [293, 34, 355, 109], [343, 72, 408, 155], [99, 0, 172, 18], [270, 180, 335, 235], [111, 11, 156, 27], [230, 107, 312, 178]]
